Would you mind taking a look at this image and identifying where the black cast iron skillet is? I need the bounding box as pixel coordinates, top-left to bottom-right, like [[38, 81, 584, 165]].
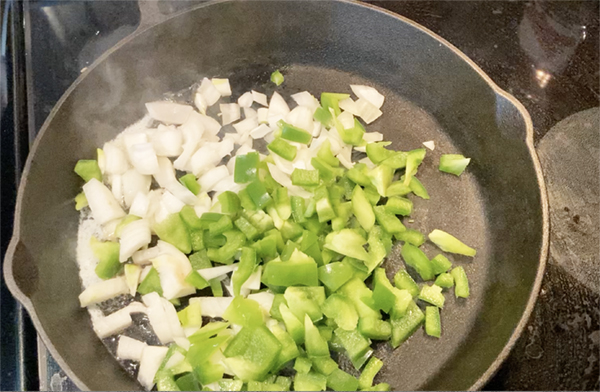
[[3, 1, 549, 390]]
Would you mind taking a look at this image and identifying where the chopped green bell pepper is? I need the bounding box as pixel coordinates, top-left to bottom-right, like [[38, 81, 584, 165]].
[[347, 164, 372, 187], [180, 206, 204, 230], [409, 177, 429, 199], [395, 229, 425, 247], [418, 284, 445, 308], [320, 93, 350, 117], [137, 267, 163, 296], [269, 322, 300, 370], [279, 303, 305, 344], [271, 70, 284, 85], [90, 237, 121, 280], [358, 317, 392, 340], [294, 371, 328, 392], [390, 301, 424, 348], [218, 191, 241, 215], [268, 138, 297, 161], [284, 286, 325, 322], [321, 294, 359, 331], [223, 296, 264, 327], [279, 120, 312, 144], [234, 152, 260, 184], [401, 243, 434, 281], [430, 254, 452, 275], [290, 196, 307, 224], [234, 216, 259, 241], [312, 356, 338, 376], [304, 315, 330, 357], [262, 252, 318, 287], [451, 266, 470, 298], [371, 268, 396, 313], [318, 262, 354, 292], [291, 168, 320, 186], [386, 181, 412, 197], [403, 148, 426, 186], [385, 197, 413, 216], [179, 173, 200, 195], [314, 106, 333, 127], [351, 186, 375, 232], [429, 229, 476, 257], [177, 301, 202, 327], [206, 230, 246, 264], [232, 247, 257, 296], [324, 229, 370, 262], [327, 369, 358, 392], [393, 270, 419, 297], [368, 165, 394, 197], [246, 180, 273, 210], [184, 270, 209, 290], [317, 139, 340, 167], [339, 118, 366, 146], [74, 192, 88, 210], [435, 272, 454, 288], [333, 328, 372, 370], [154, 213, 192, 254], [74, 159, 102, 182], [209, 215, 233, 236], [373, 206, 405, 234], [366, 142, 394, 165], [358, 356, 383, 390], [425, 306, 441, 338], [439, 154, 470, 176]]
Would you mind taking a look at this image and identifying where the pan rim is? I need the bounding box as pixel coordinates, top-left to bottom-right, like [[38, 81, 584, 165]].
[[3, 0, 549, 390]]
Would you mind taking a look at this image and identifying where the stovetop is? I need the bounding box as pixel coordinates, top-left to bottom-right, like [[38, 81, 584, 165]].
[[1, 1, 598, 390]]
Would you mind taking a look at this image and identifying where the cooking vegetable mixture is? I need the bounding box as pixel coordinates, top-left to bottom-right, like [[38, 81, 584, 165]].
[[75, 71, 475, 391]]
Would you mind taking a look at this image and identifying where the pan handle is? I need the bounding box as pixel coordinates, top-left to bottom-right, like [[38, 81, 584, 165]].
[[3, 236, 38, 315]]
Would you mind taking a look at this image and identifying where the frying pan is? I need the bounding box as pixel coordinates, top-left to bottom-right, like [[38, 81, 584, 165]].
[[3, 0, 549, 390]]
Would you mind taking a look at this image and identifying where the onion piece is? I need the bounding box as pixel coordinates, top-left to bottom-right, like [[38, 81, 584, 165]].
[[247, 291, 275, 314], [152, 125, 183, 157], [243, 107, 257, 119], [286, 106, 313, 133], [138, 345, 169, 390], [122, 169, 151, 208], [130, 192, 150, 218], [338, 97, 361, 116], [79, 275, 129, 307], [161, 191, 186, 214], [291, 91, 320, 112], [358, 156, 377, 169], [355, 98, 382, 124], [103, 142, 129, 175], [83, 178, 126, 225], [220, 103, 241, 125], [152, 254, 195, 300], [312, 121, 322, 137], [129, 142, 159, 175], [199, 165, 230, 192], [242, 266, 262, 291], [193, 297, 234, 318], [119, 219, 152, 262], [267, 163, 313, 198], [272, 154, 295, 175], [337, 111, 355, 130], [423, 140, 436, 150], [198, 113, 221, 137], [249, 124, 273, 139], [257, 108, 269, 124], [145, 101, 193, 125], [363, 132, 384, 143], [160, 297, 185, 339], [211, 78, 232, 97], [212, 175, 243, 195], [350, 85, 385, 109], [174, 113, 204, 171], [252, 90, 268, 107], [233, 117, 259, 135], [337, 146, 354, 169], [198, 78, 221, 107], [93, 302, 147, 339], [268, 91, 290, 118], [164, 351, 186, 371], [110, 174, 124, 206], [190, 145, 221, 176], [117, 336, 147, 361], [194, 92, 207, 115], [197, 264, 238, 281], [238, 92, 253, 108]]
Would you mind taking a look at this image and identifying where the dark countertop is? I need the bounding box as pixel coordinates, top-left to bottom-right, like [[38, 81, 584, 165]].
[[1, 0, 598, 390]]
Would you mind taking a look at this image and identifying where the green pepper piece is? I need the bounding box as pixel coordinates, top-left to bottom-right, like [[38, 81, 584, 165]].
[[386, 181, 412, 197], [430, 254, 452, 275], [311, 157, 343, 183], [253, 235, 278, 259], [393, 270, 419, 297], [284, 286, 325, 322], [332, 202, 352, 232], [385, 197, 413, 216], [262, 251, 319, 287], [184, 270, 209, 290], [364, 226, 388, 273], [429, 229, 476, 257], [246, 180, 273, 210], [232, 247, 257, 296], [327, 369, 358, 392], [358, 317, 392, 340], [418, 284, 445, 308], [304, 315, 330, 357], [381, 151, 408, 169], [74, 159, 102, 182], [439, 154, 471, 176], [451, 266, 470, 298], [279, 302, 305, 344], [271, 69, 284, 85], [351, 186, 375, 232], [317, 139, 340, 167], [177, 301, 202, 327], [247, 381, 285, 391], [371, 268, 397, 313], [342, 257, 369, 281], [204, 231, 226, 248], [312, 357, 338, 376], [318, 262, 354, 292], [366, 142, 394, 165], [320, 93, 350, 117], [90, 237, 121, 280], [339, 118, 366, 146], [74, 192, 88, 210], [187, 335, 228, 368], [333, 328, 372, 370], [268, 138, 297, 161], [300, 230, 324, 266], [403, 148, 426, 186], [175, 373, 201, 391], [291, 168, 320, 187], [209, 215, 234, 236], [155, 370, 180, 391], [223, 296, 264, 327], [234, 152, 260, 184], [321, 294, 358, 331], [233, 217, 259, 241], [346, 165, 372, 187], [272, 187, 291, 220], [394, 229, 425, 247], [223, 325, 282, 382], [137, 267, 163, 296], [390, 300, 424, 348], [290, 196, 307, 223], [324, 229, 370, 262], [358, 356, 383, 390], [435, 272, 454, 288], [294, 371, 328, 392], [243, 209, 275, 233], [206, 230, 246, 264], [188, 321, 230, 343], [209, 278, 223, 297], [409, 176, 430, 199], [368, 164, 394, 197], [179, 173, 200, 195], [179, 206, 204, 230], [425, 306, 441, 338], [238, 188, 257, 211], [218, 191, 241, 215], [401, 243, 434, 281], [373, 206, 406, 234], [314, 106, 333, 127], [269, 322, 300, 370], [278, 120, 312, 144], [154, 213, 191, 254], [218, 379, 244, 391]]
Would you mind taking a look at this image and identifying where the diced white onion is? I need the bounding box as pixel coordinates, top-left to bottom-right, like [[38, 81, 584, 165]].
[[174, 337, 191, 351], [194, 297, 234, 318], [152, 255, 195, 300], [111, 174, 124, 206], [122, 169, 151, 208], [337, 146, 354, 169], [103, 142, 129, 175], [146, 101, 193, 125], [211, 78, 232, 97], [423, 140, 436, 150], [312, 121, 322, 138], [198, 113, 222, 137], [212, 175, 243, 195], [194, 92, 207, 115], [350, 85, 385, 109], [161, 191, 186, 214], [271, 154, 295, 175], [138, 345, 169, 390], [83, 178, 126, 225], [79, 275, 129, 307], [237, 92, 253, 108], [242, 266, 262, 291], [268, 91, 290, 118], [164, 351, 186, 371], [139, 265, 152, 282], [286, 106, 313, 132], [197, 264, 238, 281], [363, 132, 384, 143], [236, 144, 255, 157], [117, 336, 147, 361], [142, 292, 174, 344], [249, 124, 273, 139], [124, 264, 142, 296], [190, 145, 221, 176], [160, 297, 185, 339], [248, 291, 275, 314], [153, 157, 177, 189], [266, 163, 313, 198], [119, 219, 151, 262], [355, 98, 383, 124], [358, 156, 377, 169], [338, 97, 361, 116], [93, 302, 147, 338], [151, 125, 183, 157], [233, 117, 259, 135], [257, 108, 269, 124], [199, 78, 221, 107], [220, 103, 241, 125], [243, 107, 257, 119], [199, 165, 230, 192], [167, 181, 197, 206], [129, 142, 159, 175], [174, 113, 204, 171], [252, 90, 268, 107], [337, 111, 355, 130], [291, 91, 320, 112]]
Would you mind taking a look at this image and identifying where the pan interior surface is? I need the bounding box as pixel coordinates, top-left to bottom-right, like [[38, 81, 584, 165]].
[[9, 1, 544, 390]]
